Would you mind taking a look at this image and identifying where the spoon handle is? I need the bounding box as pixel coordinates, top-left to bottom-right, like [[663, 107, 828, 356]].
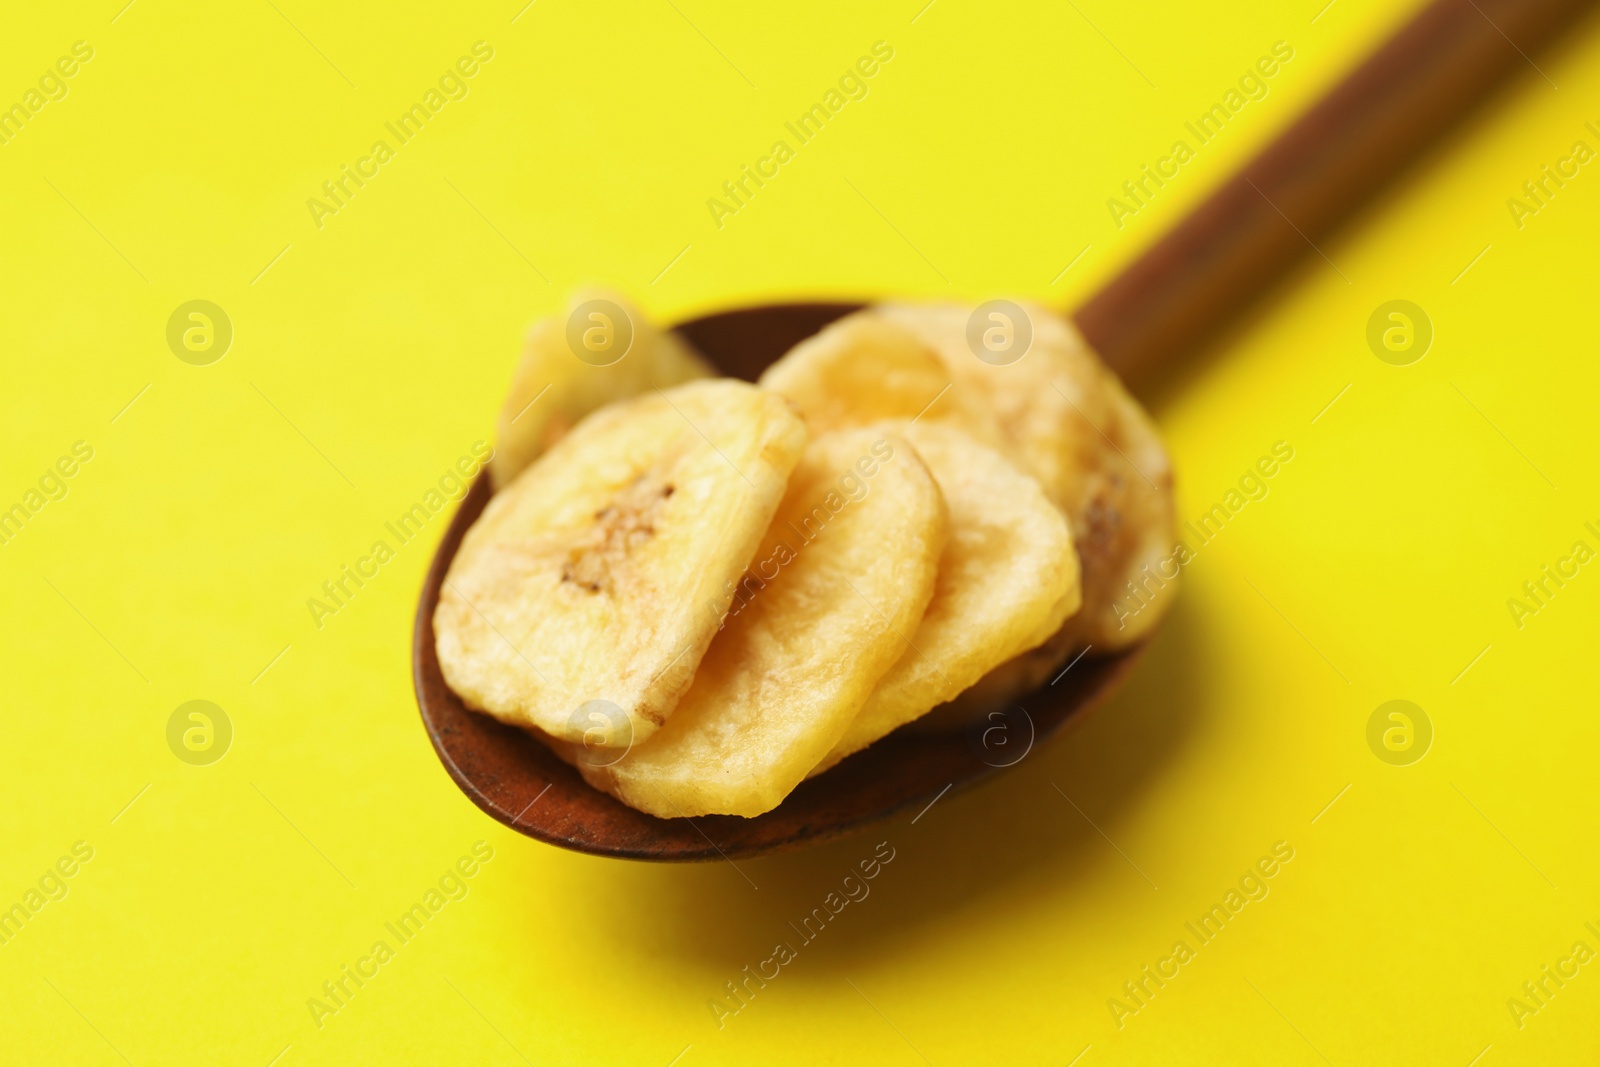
[[1073, 0, 1595, 382]]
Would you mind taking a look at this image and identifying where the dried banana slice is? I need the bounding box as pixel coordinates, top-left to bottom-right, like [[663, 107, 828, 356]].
[[490, 291, 713, 489], [757, 314, 1006, 451], [814, 421, 1079, 773], [436, 379, 807, 747], [870, 302, 1177, 651], [1066, 370, 1177, 648], [578, 428, 946, 817], [872, 301, 1110, 515]]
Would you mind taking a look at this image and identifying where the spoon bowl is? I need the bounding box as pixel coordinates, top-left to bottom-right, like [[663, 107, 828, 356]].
[[413, 301, 1148, 861]]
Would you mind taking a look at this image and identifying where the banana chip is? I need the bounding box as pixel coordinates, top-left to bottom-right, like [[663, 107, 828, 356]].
[[437, 379, 807, 746], [814, 421, 1079, 772], [869, 302, 1177, 651], [1066, 371, 1177, 648], [578, 429, 946, 817], [872, 302, 1109, 515], [490, 291, 713, 489], [757, 314, 1006, 450]]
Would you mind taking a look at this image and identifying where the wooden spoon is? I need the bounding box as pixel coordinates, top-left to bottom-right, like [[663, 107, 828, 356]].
[[414, 0, 1592, 860]]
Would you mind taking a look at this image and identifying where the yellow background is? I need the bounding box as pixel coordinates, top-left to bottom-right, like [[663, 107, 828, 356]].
[[4, 0, 1598, 1062]]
